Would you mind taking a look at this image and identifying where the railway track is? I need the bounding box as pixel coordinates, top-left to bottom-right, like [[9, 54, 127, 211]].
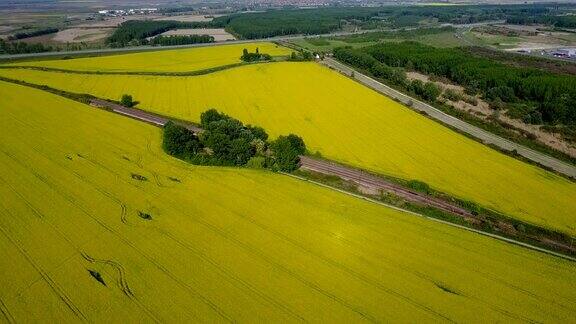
[[299, 156, 475, 219], [90, 99, 201, 133], [90, 98, 474, 219]]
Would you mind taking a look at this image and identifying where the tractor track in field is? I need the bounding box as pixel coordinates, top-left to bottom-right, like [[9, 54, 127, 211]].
[[0, 216, 88, 322], [81, 253, 161, 323], [0, 143, 230, 322], [3, 79, 575, 262], [0, 298, 15, 323]]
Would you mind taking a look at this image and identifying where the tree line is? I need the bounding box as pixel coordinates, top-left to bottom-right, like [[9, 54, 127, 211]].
[[163, 109, 306, 171], [149, 34, 214, 46], [0, 39, 53, 54], [506, 9, 576, 28], [107, 20, 218, 47], [8, 28, 59, 41], [211, 4, 576, 40]]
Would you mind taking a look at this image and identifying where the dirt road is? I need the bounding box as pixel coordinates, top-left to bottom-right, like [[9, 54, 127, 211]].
[[320, 57, 576, 178]]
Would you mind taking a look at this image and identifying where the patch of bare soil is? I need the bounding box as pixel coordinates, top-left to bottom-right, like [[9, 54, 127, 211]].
[[406, 71, 576, 158], [52, 28, 111, 43]]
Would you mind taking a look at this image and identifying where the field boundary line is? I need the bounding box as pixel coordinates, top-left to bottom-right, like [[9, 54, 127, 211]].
[[0, 60, 276, 77], [282, 172, 576, 263], [320, 57, 576, 178]]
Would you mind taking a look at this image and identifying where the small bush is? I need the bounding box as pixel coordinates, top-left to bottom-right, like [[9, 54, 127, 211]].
[[120, 94, 135, 107], [138, 211, 152, 220], [407, 180, 431, 194], [246, 156, 267, 169], [443, 88, 462, 102], [131, 173, 147, 181]]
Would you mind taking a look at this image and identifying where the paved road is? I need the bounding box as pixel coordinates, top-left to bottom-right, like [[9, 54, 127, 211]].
[[321, 57, 576, 178]]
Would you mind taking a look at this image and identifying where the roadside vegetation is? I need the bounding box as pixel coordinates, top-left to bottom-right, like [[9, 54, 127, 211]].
[[0, 39, 54, 55], [332, 43, 576, 165], [163, 109, 305, 171], [360, 41, 576, 127]]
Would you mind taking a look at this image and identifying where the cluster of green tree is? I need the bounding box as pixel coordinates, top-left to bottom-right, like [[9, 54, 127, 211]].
[[0, 39, 53, 54], [120, 94, 135, 107], [506, 9, 576, 28], [163, 109, 306, 171], [150, 34, 214, 46], [352, 41, 576, 126], [408, 79, 441, 102], [157, 7, 196, 13], [107, 20, 216, 47], [212, 4, 576, 39], [8, 27, 58, 41], [240, 48, 271, 62], [213, 7, 382, 39], [287, 50, 314, 61], [333, 47, 407, 87]]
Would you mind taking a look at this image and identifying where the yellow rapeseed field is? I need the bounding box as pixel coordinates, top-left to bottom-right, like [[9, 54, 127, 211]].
[[1, 62, 574, 236], [1, 81, 576, 322], [7, 42, 291, 72]]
